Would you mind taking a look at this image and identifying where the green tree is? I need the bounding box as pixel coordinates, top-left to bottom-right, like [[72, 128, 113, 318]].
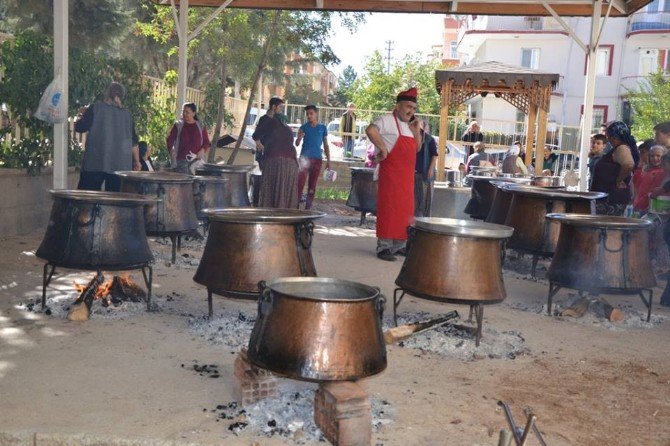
[[627, 72, 670, 140], [351, 52, 441, 115], [1, 0, 132, 52], [330, 65, 357, 106]]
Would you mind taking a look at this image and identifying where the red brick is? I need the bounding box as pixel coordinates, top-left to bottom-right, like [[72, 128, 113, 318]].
[[232, 348, 277, 406], [314, 381, 372, 446]]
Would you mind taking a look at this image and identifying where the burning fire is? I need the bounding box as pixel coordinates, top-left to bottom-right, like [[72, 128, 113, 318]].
[[73, 274, 139, 307]]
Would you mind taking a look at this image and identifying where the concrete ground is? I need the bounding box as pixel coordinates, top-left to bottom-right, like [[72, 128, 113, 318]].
[[0, 200, 669, 445]]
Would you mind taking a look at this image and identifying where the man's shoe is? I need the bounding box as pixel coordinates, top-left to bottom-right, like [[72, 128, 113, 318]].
[[376, 249, 396, 261]]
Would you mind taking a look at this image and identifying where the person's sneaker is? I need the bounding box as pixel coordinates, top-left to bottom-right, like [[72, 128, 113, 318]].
[[396, 247, 407, 257], [376, 249, 396, 261]]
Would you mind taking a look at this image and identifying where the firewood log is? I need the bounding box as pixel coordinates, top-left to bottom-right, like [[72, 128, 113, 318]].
[[384, 311, 459, 344], [591, 297, 624, 322], [561, 295, 590, 318]]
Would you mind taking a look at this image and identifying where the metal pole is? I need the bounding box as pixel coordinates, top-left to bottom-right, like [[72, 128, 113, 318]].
[[53, 0, 69, 189], [578, 0, 603, 191], [176, 0, 189, 118]]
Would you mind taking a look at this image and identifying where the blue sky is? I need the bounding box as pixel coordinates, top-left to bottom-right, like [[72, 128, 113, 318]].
[[328, 13, 446, 76]]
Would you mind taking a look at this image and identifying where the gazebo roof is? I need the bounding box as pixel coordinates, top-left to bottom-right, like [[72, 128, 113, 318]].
[[435, 61, 560, 92], [153, 0, 651, 17]]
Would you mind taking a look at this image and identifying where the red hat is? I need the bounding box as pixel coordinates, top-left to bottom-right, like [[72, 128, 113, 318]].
[[396, 87, 418, 103]]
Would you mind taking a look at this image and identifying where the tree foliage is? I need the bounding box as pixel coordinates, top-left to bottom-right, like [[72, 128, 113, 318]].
[[0, 0, 132, 52], [351, 51, 441, 114], [627, 72, 670, 140], [330, 65, 357, 106], [0, 30, 152, 172]]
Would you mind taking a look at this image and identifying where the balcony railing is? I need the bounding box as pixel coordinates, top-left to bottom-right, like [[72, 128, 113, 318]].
[[458, 16, 567, 43], [628, 12, 670, 33]]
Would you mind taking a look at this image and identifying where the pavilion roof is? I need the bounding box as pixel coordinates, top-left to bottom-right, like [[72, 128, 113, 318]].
[[153, 0, 652, 17], [435, 61, 560, 92]]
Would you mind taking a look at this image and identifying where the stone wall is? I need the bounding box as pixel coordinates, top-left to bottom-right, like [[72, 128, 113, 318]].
[[0, 168, 79, 237]]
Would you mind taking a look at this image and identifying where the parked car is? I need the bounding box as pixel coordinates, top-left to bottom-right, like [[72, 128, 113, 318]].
[[326, 119, 369, 160], [243, 107, 267, 139]]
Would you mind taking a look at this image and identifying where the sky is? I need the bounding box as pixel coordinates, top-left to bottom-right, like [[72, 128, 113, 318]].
[[327, 13, 447, 77]]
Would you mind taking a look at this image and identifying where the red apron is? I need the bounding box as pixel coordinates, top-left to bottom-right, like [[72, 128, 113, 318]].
[[376, 116, 416, 240]]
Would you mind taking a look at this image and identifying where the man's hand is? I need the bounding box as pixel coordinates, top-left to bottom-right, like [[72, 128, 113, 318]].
[[325, 160, 331, 170], [133, 161, 142, 171], [255, 141, 265, 152], [376, 147, 389, 162], [409, 118, 421, 134]]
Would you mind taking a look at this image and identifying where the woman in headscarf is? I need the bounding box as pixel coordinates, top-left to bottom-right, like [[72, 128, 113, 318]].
[[501, 141, 528, 175], [590, 121, 639, 215]]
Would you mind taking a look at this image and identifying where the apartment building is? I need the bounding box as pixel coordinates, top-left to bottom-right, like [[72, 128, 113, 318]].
[[456, 3, 670, 132]]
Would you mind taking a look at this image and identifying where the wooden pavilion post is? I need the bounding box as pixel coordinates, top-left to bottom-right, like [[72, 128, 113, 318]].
[[437, 80, 451, 182], [535, 106, 549, 176], [525, 103, 538, 166]]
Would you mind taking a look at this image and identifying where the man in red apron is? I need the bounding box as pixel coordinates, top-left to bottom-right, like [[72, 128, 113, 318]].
[[365, 88, 422, 261]]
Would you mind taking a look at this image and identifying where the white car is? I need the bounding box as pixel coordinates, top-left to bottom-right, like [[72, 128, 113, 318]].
[[326, 119, 369, 160]]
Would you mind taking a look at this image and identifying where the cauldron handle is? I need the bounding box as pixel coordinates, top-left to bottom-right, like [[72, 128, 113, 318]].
[[77, 203, 100, 227], [375, 289, 386, 321], [257, 280, 273, 316]]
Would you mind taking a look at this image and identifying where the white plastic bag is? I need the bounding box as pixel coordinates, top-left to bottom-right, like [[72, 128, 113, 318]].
[[323, 168, 337, 182], [34, 76, 66, 124]]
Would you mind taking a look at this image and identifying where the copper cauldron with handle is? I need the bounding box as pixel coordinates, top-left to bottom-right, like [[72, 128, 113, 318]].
[[248, 277, 387, 382]]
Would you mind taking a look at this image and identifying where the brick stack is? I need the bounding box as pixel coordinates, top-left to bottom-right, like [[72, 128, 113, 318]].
[[233, 348, 278, 406], [314, 381, 372, 446]]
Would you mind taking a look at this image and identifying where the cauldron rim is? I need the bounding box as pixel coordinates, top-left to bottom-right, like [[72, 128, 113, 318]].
[[262, 277, 380, 303], [202, 163, 254, 172], [414, 217, 513, 239], [467, 175, 532, 184], [49, 189, 157, 206], [115, 171, 194, 183], [204, 207, 325, 224], [547, 213, 653, 229], [506, 184, 607, 200]]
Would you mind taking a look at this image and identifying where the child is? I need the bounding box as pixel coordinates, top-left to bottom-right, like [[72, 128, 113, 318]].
[[587, 134, 607, 189], [295, 105, 330, 209], [650, 152, 670, 306], [138, 141, 154, 171]]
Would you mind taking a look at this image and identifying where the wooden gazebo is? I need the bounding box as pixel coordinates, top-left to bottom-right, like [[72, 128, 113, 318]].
[[435, 61, 560, 179]]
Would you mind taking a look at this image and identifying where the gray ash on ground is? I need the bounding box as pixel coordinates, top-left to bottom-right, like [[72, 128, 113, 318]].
[[502, 252, 550, 283], [16, 293, 155, 320], [387, 312, 529, 361], [187, 311, 256, 350], [213, 380, 393, 444], [505, 295, 666, 330]]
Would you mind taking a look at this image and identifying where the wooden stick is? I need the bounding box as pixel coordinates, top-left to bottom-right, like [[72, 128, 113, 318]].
[[384, 311, 459, 344], [561, 295, 590, 318]]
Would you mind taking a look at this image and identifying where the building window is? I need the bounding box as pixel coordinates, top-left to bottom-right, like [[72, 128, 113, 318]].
[[521, 48, 540, 69], [595, 46, 613, 76], [584, 45, 613, 76], [450, 41, 458, 59], [581, 105, 609, 132], [515, 110, 525, 134], [640, 49, 659, 75]]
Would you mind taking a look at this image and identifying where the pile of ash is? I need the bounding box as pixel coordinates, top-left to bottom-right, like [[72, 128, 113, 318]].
[[506, 297, 665, 330], [16, 294, 153, 320], [211, 380, 394, 444], [388, 312, 529, 361], [502, 253, 550, 283], [187, 311, 256, 350]]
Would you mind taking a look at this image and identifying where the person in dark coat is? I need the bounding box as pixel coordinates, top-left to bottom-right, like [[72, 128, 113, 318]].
[[75, 82, 140, 191]]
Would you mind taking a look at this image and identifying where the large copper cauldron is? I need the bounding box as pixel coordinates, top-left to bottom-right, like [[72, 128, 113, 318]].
[[394, 217, 514, 345], [546, 214, 656, 321], [346, 167, 377, 224], [37, 190, 155, 270], [504, 185, 607, 256], [485, 181, 514, 225], [116, 171, 199, 234], [195, 163, 252, 207], [248, 277, 386, 382], [36, 190, 155, 309], [193, 208, 325, 317], [193, 176, 229, 221], [464, 176, 531, 220]]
